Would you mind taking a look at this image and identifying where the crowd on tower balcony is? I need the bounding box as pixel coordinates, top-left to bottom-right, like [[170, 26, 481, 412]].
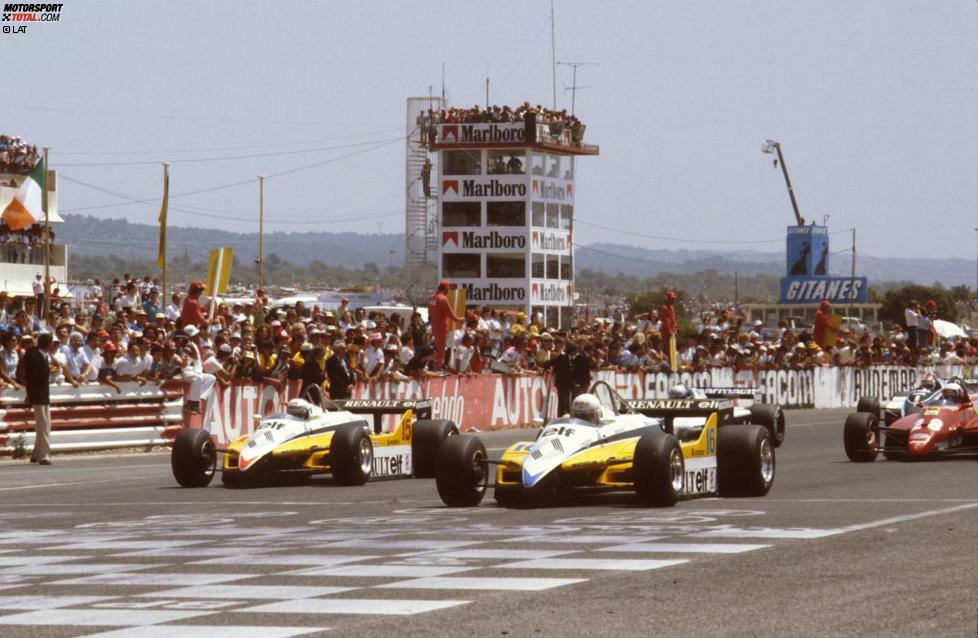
[[0, 135, 40, 179], [418, 103, 586, 142], [0, 223, 55, 265]]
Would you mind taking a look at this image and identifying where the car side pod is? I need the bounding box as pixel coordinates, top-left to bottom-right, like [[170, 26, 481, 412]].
[[435, 434, 489, 507], [844, 412, 880, 463]]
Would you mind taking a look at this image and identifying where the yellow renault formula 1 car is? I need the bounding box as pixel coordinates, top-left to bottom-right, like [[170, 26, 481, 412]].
[[171, 395, 458, 488], [435, 382, 775, 507]]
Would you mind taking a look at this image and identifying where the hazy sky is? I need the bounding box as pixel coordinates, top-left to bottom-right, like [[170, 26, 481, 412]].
[[3, 1, 975, 259]]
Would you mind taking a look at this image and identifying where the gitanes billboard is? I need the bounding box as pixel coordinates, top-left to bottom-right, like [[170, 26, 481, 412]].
[[786, 225, 829, 276], [779, 276, 868, 304]]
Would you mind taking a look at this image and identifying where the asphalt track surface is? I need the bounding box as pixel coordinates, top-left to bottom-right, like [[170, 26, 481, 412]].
[[0, 408, 975, 638]]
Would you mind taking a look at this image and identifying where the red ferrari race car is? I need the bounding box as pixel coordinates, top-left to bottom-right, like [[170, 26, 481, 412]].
[[843, 381, 978, 461]]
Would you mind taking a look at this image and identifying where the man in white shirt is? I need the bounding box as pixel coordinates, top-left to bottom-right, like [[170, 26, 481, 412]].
[[453, 332, 476, 373], [363, 333, 386, 379], [164, 293, 182, 322], [61, 332, 92, 387], [116, 342, 152, 382], [904, 300, 919, 350]]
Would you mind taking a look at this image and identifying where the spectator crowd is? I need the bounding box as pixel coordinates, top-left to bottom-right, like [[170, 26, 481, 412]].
[[0, 135, 40, 179], [0, 223, 55, 264], [419, 102, 586, 143], [0, 274, 975, 411]]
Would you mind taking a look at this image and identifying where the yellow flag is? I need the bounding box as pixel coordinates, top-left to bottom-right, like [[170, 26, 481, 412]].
[[157, 165, 169, 271], [205, 247, 233, 296], [447, 286, 467, 330]]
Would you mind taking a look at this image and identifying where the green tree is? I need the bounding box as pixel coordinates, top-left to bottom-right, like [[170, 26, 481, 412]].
[[879, 285, 958, 326]]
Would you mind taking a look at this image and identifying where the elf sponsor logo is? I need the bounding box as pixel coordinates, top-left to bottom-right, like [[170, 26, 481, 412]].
[[463, 283, 526, 302], [532, 180, 572, 201], [372, 449, 411, 478], [684, 467, 717, 494], [461, 179, 526, 198], [440, 123, 526, 144], [532, 231, 569, 251], [625, 399, 734, 411]]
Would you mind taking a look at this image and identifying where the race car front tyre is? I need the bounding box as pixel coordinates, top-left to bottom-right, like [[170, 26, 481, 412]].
[[493, 485, 524, 507], [435, 434, 488, 507], [331, 425, 374, 486], [412, 419, 459, 478], [857, 396, 881, 418], [171, 428, 216, 488], [843, 412, 879, 463], [633, 432, 684, 507], [717, 425, 775, 497], [749, 404, 786, 447]]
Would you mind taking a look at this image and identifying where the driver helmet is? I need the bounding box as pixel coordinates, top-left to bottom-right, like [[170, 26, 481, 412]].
[[941, 382, 966, 403], [920, 373, 936, 390], [668, 383, 692, 399], [286, 398, 313, 419], [571, 393, 603, 425]]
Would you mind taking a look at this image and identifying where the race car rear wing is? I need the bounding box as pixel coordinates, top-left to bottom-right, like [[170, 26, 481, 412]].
[[700, 387, 763, 403], [332, 399, 433, 433], [621, 398, 736, 434]]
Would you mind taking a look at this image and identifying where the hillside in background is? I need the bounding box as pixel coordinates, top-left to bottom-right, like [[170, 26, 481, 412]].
[[58, 215, 973, 288]]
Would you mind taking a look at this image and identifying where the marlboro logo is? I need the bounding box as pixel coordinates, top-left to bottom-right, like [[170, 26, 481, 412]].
[[442, 180, 459, 195], [442, 231, 459, 247]]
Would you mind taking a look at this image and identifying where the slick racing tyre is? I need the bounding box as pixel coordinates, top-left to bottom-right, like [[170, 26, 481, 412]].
[[493, 485, 524, 508], [856, 396, 881, 418], [171, 428, 216, 488], [633, 431, 684, 507], [412, 419, 458, 478], [718, 425, 775, 497], [435, 434, 488, 507], [331, 424, 374, 486], [749, 404, 786, 447], [843, 412, 879, 463]]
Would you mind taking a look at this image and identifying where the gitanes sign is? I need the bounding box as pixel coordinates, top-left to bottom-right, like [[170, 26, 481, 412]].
[[437, 123, 527, 146], [779, 276, 868, 304]]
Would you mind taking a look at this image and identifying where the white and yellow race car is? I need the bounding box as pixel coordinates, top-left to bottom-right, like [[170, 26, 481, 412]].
[[171, 395, 457, 488], [435, 382, 775, 507]]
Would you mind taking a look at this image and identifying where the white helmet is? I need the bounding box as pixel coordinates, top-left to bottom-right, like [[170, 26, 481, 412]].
[[571, 393, 603, 425], [941, 382, 966, 403], [668, 383, 691, 399], [286, 398, 313, 419]]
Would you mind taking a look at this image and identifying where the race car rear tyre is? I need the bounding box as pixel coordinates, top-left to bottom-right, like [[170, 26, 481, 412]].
[[718, 425, 775, 497], [331, 425, 373, 486], [843, 412, 879, 463], [413, 419, 458, 478], [435, 434, 488, 507], [857, 396, 881, 417], [749, 404, 786, 447], [633, 432, 684, 507], [171, 428, 216, 488]]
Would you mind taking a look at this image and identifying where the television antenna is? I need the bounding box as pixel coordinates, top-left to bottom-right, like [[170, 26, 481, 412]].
[[558, 61, 598, 115]]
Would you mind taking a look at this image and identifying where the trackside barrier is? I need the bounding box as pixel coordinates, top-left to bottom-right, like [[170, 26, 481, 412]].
[[2, 365, 968, 452], [0, 381, 183, 456]]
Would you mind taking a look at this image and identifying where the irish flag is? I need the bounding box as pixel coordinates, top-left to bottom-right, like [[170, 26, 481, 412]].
[[2, 160, 44, 231]]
